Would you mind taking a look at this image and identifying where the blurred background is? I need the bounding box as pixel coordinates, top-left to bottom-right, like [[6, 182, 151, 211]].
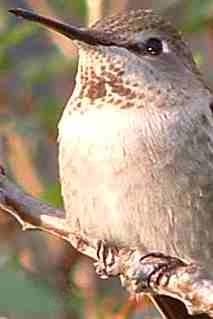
[[0, 0, 213, 318]]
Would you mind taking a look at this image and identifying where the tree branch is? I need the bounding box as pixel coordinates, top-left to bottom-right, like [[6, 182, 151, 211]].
[[0, 169, 98, 260], [0, 168, 213, 317]]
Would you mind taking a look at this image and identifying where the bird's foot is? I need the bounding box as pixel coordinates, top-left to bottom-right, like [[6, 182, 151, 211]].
[[132, 252, 185, 292], [121, 251, 185, 294], [94, 240, 121, 279]]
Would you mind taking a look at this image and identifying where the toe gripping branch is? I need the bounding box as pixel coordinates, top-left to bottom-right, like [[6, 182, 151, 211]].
[[94, 242, 213, 317]]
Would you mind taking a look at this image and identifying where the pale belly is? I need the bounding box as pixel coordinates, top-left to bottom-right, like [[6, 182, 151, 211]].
[[58, 106, 213, 270]]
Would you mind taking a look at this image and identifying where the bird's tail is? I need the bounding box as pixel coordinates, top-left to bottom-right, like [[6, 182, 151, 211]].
[[150, 295, 210, 319]]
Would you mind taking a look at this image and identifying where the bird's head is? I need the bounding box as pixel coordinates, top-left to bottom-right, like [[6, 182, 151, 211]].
[[10, 8, 206, 109]]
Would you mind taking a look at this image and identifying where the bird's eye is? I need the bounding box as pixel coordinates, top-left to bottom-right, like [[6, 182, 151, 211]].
[[128, 37, 163, 56], [144, 38, 163, 56]]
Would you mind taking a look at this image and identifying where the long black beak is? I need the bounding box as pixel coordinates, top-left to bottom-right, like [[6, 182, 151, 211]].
[[9, 8, 116, 47]]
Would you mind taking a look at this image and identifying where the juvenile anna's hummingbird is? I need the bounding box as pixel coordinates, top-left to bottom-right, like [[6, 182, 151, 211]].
[[10, 8, 213, 319]]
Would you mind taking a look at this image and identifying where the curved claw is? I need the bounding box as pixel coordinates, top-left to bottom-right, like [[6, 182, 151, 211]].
[[139, 252, 185, 288], [94, 240, 120, 279]]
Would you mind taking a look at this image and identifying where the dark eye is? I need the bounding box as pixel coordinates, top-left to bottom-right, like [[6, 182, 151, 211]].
[[144, 38, 163, 56]]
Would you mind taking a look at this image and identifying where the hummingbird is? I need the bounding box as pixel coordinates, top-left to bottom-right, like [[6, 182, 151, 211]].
[[10, 8, 213, 319]]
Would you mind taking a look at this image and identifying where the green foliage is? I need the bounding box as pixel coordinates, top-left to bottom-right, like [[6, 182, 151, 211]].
[[36, 95, 62, 132], [0, 23, 38, 72], [0, 52, 11, 72], [0, 251, 85, 318], [41, 183, 63, 207], [184, 0, 213, 33], [1, 23, 38, 49], [0, 267, 63, 316], [50, 0, 87, 19], [70, 0, 87, 18]]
